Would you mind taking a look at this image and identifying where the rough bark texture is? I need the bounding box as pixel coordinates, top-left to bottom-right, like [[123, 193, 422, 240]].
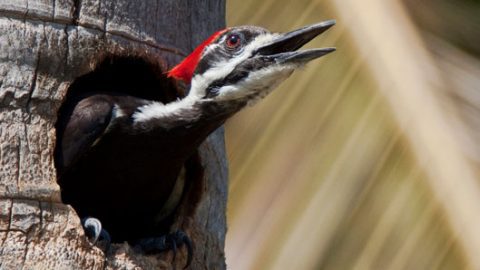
[[0, 0, 227, 269]]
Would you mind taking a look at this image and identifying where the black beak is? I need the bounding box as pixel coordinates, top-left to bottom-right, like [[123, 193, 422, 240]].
[[254, 20, 336, 63]]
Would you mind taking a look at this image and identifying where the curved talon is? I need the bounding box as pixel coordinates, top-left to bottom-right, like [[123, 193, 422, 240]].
[[181, 233, 193, 269], [99, 227, 112, 251], [81, 217, 111, 252], [170, 235, 178, 262], [137, 230, 193, 268], [82, 217, 102, 243]]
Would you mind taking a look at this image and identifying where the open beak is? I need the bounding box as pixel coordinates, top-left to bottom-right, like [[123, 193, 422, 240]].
[[254, 20, 336, 63]]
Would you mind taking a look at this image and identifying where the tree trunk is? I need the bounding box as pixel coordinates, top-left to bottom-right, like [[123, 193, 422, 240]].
[[0, 1, 227, 269]]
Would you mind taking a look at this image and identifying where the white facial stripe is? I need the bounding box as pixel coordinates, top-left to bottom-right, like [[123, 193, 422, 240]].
[[132, 95, 197, 123], [189, 33, 279, 98], [132, 32, 292, 122], [215, 63, 297, 104]]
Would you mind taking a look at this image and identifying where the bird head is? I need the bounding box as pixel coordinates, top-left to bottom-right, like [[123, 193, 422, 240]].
[[133, 21, 335, 126], [168, 20, 336, 106]]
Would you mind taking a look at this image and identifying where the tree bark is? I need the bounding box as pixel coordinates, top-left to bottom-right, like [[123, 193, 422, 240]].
[[0, 1, 227, 269]]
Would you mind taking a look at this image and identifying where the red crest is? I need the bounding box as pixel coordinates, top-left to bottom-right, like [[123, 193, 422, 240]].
[[168, 29, 226, 83]]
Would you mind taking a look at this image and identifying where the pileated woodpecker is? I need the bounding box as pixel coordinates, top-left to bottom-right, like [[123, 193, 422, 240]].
[[55, 20, 335, 263]]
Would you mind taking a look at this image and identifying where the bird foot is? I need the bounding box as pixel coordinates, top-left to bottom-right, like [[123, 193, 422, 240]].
[[81, 217, 111, 252], [136, 230, 193, 269]]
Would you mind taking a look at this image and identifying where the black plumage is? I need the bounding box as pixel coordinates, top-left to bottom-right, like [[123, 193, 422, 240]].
[[55, 21, 335, 247]]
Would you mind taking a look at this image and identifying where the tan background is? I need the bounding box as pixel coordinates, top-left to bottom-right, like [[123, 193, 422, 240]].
[[224, 0, 480, 269]]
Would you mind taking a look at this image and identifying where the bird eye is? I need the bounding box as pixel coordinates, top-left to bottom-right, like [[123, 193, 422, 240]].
[[225, 34, 241, 49]]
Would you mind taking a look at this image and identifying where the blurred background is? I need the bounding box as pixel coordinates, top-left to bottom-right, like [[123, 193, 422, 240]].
[[224, 0, 480, 269]]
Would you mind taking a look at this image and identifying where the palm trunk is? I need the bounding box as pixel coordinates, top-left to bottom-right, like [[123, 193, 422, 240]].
[[0, 1, 227, 269]]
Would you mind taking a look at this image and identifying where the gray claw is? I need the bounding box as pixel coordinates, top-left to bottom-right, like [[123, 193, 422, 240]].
[[137, 230, 193, 269], [81, 217, 111, 251], [82, 217, 102, 243]]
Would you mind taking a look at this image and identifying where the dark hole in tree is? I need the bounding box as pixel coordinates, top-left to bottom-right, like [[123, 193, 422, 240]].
[[55, 55, 203, 245], [61, 56, 180, 104]]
